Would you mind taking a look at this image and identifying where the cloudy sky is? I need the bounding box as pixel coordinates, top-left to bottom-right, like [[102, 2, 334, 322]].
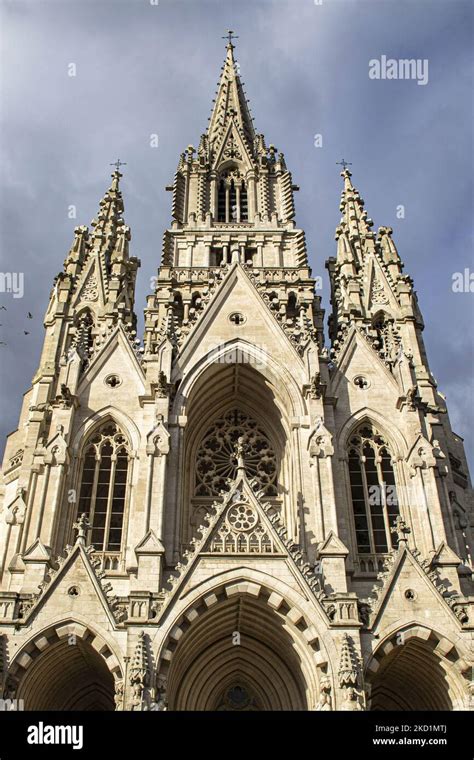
[[0, 0, 473, 470]]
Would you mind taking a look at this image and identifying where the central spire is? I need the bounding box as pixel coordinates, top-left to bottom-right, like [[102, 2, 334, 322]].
[[207, 32, 255, 147]]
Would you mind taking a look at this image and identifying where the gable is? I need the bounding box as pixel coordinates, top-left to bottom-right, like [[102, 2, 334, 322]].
[[24, 546, 117, 630], [77, 327, 145, 400], [330, 328, 399, 399], [364, 255, 400, 315], [370, 549, 462, 634], [72, 256, 107, 310], [176, 264, 304, 371], [158, 474, 330, 620], [213, 121, 253, 170]]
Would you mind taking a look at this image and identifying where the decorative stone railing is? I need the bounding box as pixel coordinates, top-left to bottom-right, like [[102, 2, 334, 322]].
[[354, 553, 388, 575], [90, 551, 124, 573]]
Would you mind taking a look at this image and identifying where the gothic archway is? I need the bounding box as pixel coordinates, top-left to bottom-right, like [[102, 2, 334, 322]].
[[178, 360, 293, 546], [367, 629, 469, 711], [17, 638, 114, 710], [162, 591, 309, 710], [9, 622, 122, 711]]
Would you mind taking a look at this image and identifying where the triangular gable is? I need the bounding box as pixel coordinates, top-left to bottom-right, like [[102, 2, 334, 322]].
[[318, 531, 349, 557], [5, 491, 27, 525], [135, 530, 165, 557], [72, 255, 107, 309], [176, 263, 305, 366], [364, 255, 399, 315], [159, 473, 327, 618], [212, 120, 253, 169], [330, 326, 398, 396], [368, 546, 463, 631], [77, 323, 145, 393], [23, 537, 51, 561], [22, 543, 119, 628]]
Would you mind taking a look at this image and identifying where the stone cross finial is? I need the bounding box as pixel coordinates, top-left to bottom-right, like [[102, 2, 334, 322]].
[[73, 513, 91, 546], [390, 515, 411, 546]]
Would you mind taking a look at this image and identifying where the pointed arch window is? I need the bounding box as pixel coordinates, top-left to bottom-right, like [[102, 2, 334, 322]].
[[240, 183, 248, 221], [218, 179, 226, 222], [77, 422, 130, 553], [348, 425, 400, 555], [216, 169, 248, 223]]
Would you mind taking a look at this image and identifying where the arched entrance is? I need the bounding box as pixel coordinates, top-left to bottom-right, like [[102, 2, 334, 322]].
[[162, 590, 311, 710], [368, 630, 468, 711], [12, 624, 120, 711]]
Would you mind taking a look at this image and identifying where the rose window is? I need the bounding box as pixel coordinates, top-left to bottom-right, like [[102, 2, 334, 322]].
[[194, 409, 278, 497], [227, 503, 258, 532]]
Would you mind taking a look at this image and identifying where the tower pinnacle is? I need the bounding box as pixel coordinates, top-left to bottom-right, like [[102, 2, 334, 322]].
[[207, 32, 254, 147]]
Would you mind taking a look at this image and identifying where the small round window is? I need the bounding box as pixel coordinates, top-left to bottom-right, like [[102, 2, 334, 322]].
[[228, 312, 246, 326], [104, 374, 122, 388]]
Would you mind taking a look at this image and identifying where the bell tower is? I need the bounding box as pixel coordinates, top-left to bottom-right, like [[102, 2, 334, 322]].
[[144, 35, 328, 562], [145, 34, 324, 352]]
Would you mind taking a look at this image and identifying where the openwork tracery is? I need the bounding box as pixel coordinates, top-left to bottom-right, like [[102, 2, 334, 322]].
[[217, 168, 248, 222], [77, 421, 130, 552], [194, 408, 278, 497], [348, 425, 400, 555]]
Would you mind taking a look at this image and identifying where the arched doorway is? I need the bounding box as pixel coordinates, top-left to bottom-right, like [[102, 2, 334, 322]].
[[369, 634, 466, 711], [163, 591, 310, 710], [13, 626, 119, 711]]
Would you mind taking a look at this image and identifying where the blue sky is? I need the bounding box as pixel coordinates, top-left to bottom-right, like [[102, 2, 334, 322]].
[[0, 0, 473, 469]]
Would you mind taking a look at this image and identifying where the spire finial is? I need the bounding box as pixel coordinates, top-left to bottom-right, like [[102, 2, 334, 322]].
[[110, 158, 127, 171], [336, 158, 352, 171], [222, 29, 238, 48]]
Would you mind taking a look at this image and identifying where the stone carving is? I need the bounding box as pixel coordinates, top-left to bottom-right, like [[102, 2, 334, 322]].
[[156, 370, 170, 398], [195, 409, 277, 498], [73, 513, 91, 546], [222, 135, 242, 160], [129, 631, 154, 711], [314, 675, 332, 711], [370, 275, 388, 305], [307, 371, 326, 400], [338, 634, 364, 710], [114, 679, 124, 711], [80, 270, 99, 301], [209, 497, 275, 554]]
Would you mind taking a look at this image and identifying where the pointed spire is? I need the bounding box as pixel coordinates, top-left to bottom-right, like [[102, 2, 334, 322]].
[[338, 169, 374, 244], [338, 633, 360, 688], [207, 34, 255, 147], [90, 169, 125, 249]]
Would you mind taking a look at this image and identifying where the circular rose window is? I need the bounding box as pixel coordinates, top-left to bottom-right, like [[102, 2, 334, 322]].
[[227, 503, 258, 532]]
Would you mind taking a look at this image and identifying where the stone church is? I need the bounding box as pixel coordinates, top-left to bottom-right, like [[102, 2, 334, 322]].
[[0, 38, 473, 712]]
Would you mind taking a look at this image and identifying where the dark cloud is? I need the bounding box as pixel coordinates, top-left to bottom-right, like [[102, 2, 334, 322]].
[[1, 0, 473, 469]]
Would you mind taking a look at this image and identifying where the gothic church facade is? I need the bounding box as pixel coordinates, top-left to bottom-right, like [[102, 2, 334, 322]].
[[0, 40, 473, 712]]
